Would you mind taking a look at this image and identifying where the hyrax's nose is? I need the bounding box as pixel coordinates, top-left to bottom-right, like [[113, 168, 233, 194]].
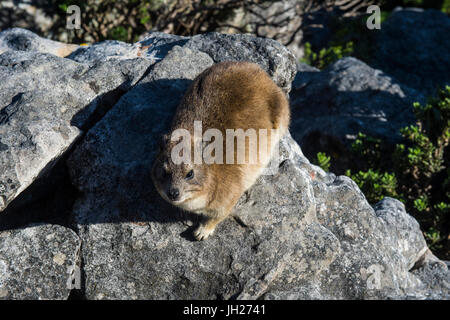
[[168, 188, 180, 201]]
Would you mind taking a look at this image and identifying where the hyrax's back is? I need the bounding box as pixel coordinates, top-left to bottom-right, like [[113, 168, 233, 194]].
[[172, 61, 290, 139], [162, 61, 290, 240]]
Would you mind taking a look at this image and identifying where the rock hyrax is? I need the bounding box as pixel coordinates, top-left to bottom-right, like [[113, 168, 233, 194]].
[[152, 61, 290, 240]]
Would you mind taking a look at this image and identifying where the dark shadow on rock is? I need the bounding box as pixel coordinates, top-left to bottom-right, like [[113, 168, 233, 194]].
[[0, 77, 192, 232], [290, 87, 416, 173], [301, 8, 334, 52], [291, 69, 319, 90], [70, 86, 129, 131], [68, 78, 197, 229], [0, 151, 79, 232], [0, 74, 137, 230], [369, 9, 450, 98]]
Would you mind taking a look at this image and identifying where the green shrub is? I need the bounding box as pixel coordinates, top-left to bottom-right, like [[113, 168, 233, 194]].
[[380, 10, 391, 23], [108, 26, 129, 42], [316, 86, 450, 257], [300, 41, 354, 69], [325, 13, 379, 64], [346, 169, 399, 203], [403, 0, 425, 6], [314, 152, 331, 172], [443, 0, 450, 14], [351, 132, 383, 169]]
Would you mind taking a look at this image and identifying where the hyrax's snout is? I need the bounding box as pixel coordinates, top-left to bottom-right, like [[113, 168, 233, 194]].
[[167, 187, 180, 201]]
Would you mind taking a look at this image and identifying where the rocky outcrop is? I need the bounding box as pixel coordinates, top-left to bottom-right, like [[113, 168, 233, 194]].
[[137, 31, 297, 93], [371, 8, 450, 97], [69, 125, 449, 298], [0, 46, 152, 212], [0, 28, 78, 57], [290, 8, 450, 166], [0, 224, 80, 299], [289, 57, 425, 167], [0, 27, 448, 299]]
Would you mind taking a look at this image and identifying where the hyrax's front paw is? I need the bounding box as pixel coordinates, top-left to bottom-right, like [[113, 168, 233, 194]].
[[193, 224, 215, 241]]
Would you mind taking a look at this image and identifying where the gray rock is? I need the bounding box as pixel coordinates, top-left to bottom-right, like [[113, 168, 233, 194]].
[[139, 31, 297, 93], [409, 249, 450, 299], [0, 27, 447, 300], [292, 61, 319, 91], [372, 8, 450, 97], [290, 57, 425, 168], [0, 224, 80, 300], [0, 28, 78, 57], [138, 32, 189, 60], [67, 44, 448, 299], [68, 30, 297, 91], [0, 32, 153, 212], [67, 40, 152, 65]]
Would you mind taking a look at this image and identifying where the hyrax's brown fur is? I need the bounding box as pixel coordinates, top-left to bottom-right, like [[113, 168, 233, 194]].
[[152, 61, 290, 240]]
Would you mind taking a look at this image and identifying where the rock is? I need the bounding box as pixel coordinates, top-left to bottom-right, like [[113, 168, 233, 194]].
[[139, 32, 297, 93], [0, 224, 80, 300], [372, 8, 450, 97], [292, 61, 319, 90], [72, 30, 297, 92], [0, 28, 153, 212], [67, 40, 153, 65], [290, 57, 425, 169], [409, 249, 450, 299], [0, 28, 78, 57], [0, 27, 296, 213], [67, 43, 448, 299], [0, 27, 447, 300]]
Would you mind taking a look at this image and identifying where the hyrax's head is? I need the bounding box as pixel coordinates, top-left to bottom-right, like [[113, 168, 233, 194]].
[[151, 133, 208, 207]]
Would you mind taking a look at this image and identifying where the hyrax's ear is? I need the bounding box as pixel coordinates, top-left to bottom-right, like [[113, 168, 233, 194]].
[[158, 133, 170, 151], [162, 133, 170, 144]]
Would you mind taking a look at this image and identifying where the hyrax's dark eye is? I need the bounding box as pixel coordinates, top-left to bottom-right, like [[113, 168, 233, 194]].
[[185, 170, 194, 180]]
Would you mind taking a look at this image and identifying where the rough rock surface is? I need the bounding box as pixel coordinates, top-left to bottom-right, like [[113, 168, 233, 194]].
[[371, 8, 450, 97], [138, 32, 297, 93], [0, 28, 78, 57], [67, 43, 448, 299], [69, 31, 297, 93], [0, 27, 448, 299], [0, 224, 80, 300], [0, 28, 153, 212], [289, 57, 425, 166], [67, 40, 148, 65]]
